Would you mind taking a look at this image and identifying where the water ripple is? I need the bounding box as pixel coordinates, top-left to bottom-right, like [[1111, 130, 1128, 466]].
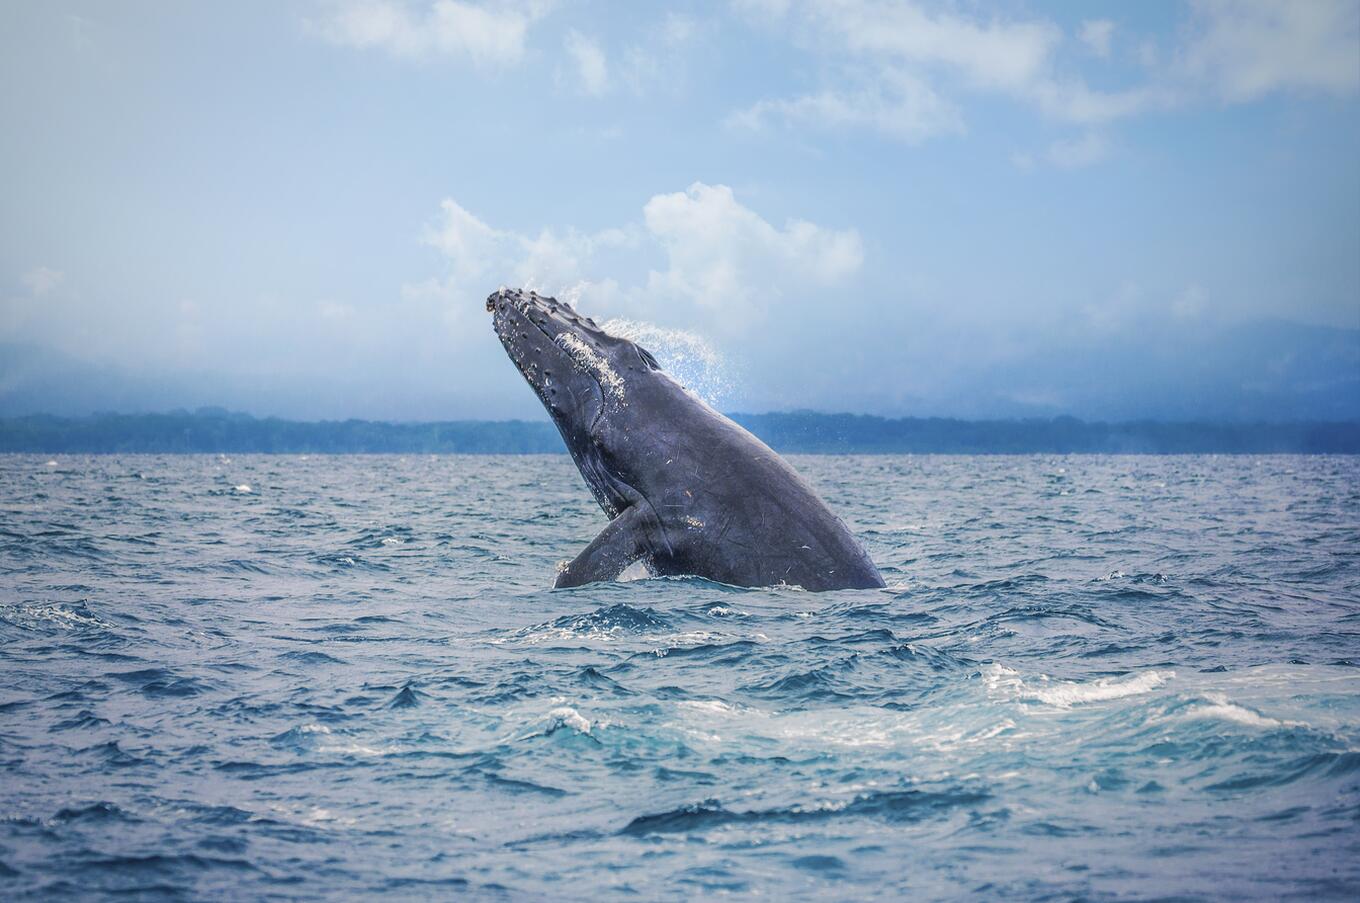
[[1, 453, 1357, 900]]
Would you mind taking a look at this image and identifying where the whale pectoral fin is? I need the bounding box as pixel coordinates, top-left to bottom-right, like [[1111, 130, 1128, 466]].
[[554, 505, 653, 588]]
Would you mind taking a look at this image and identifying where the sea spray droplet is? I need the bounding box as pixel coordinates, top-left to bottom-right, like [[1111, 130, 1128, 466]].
[[600, 318, 734, 408]]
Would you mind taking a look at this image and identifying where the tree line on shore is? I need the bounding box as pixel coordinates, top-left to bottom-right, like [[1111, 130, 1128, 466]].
[[1, 409, 1356, 454]]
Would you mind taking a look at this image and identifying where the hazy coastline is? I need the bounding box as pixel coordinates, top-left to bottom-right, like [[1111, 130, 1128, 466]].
[[3, 409, 1357, 454]]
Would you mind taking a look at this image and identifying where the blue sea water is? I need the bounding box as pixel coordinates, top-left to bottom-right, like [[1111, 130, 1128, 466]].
[[1, 453, 1357, 900]]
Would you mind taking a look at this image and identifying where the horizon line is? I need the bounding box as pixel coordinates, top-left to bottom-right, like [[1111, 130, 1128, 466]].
[[5, 408, 1360, 427]]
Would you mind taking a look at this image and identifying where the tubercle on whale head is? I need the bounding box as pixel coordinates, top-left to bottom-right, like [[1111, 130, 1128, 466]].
[[485, 286, 605, 336], [486, 288, 662, 404]]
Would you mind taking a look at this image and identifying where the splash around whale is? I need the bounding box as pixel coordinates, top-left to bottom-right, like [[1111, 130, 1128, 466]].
[[488, 287, 885, 591]]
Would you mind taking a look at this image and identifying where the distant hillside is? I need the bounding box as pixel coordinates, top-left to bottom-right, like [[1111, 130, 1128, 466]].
[[1, 409, 1356, 454]]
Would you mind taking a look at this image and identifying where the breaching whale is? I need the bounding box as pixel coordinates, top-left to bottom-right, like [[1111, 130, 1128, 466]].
[[488, 287, 886, 591]]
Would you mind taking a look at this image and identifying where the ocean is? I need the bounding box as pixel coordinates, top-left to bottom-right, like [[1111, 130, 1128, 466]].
[[1, 453, 1357, 900]]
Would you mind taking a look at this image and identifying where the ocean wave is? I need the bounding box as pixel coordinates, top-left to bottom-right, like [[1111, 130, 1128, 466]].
[[0, 601, 108, 632], [506, 603, 675, 645], [1179, 694, 1294, 730], [985, 664, 1172, 707], [621, 784, 989, 835], [3, 453, 1358, 899]]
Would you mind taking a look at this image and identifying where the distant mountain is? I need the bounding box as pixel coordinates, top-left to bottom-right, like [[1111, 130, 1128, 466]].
[[1, 409, 1355, 454]]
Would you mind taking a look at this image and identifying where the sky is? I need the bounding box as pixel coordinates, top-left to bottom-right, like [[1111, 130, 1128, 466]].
[[1, 0, 1357, 421]]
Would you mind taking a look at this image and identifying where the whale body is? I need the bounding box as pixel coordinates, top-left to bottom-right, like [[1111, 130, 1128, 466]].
[[489, 287, 885, 591]]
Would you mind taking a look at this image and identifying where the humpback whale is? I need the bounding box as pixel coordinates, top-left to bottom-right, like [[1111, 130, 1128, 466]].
[[488, 287, 885, 591]]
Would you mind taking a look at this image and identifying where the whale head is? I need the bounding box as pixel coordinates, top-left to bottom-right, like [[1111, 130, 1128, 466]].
[[488, 286, 667, 516]]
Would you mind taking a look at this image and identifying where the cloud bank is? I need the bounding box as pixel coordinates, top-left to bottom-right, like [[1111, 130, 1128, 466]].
[[413, 182, 862, 336], [729, 0, 1360, 145], [313, 0, 552, 66]]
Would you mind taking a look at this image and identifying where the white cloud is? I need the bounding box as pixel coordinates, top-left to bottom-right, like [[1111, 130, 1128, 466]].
[[642, 183, 862, 325], [1172, 284, 1207, 319], [422, 199, 509, 281], [1012, 132, 1110, 170], [317, 299, 358, 325], [732, 0, 1148, 140], [23, 267, 65, 296], [514, 226, 637, 293], [814, 0, 1163, 123], [1084, 280, 1143, 334], [809, 0, 1059, 91], [731, 0, 1359, 143], [313, 0, 551, 66], [414, 199, 636, 327], [1026, 80, 1165, 125], [661, 13, 697, 45], [416, 183, 862, 334], [730, 0, 792, 21], [1046, 132, 1108, 168], [563, 29, 608, 95], [728, 70, 963, 142], [1137, 38, 1161, 70], [1182, 0, 1360, 101], [1079, 20, 1115, 58], [614, 14, 709, 98]]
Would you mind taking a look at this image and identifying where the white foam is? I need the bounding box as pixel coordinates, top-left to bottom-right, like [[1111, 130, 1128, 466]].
[[1190, 703, 1281, 729], [651, 631, 723, 654], [318, 741, 398, 757], [677, 699, 742, 717], [618, 560, 651, 581], [985, 664, 1171, 707], [270, 803, 357, 828], [1181, 693, 1291, 729], [545, 706, 592, 734], [1, 602, 105, 630], [234, 484, 252, 493]]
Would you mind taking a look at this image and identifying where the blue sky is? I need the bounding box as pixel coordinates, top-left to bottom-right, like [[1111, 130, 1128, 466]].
[[1, 1, 1357, 420]]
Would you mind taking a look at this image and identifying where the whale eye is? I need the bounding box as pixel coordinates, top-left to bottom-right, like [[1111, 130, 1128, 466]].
[[635, 346, 661, 370]]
